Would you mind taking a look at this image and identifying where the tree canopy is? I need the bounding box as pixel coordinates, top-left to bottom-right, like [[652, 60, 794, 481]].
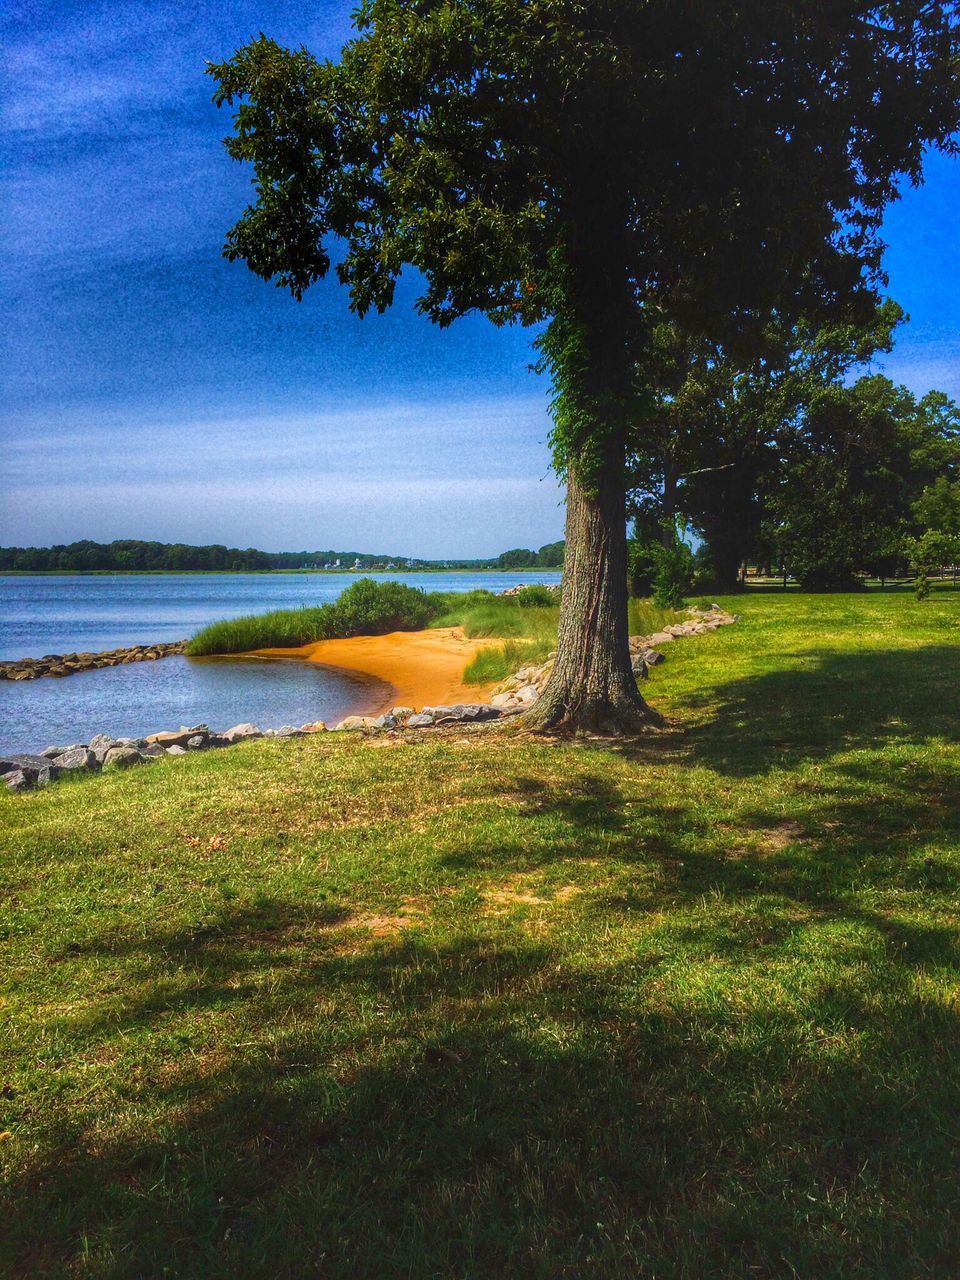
[[210, 1, 960, 730], [768, 377, 960, 588]]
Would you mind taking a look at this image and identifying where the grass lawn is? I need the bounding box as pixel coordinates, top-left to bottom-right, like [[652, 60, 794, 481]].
[[2, 590, 959, 1278]]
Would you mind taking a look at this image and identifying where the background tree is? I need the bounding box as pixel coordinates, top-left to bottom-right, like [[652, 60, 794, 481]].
[[210, 1, 960, 731], [627, 303, 902, 590], [536, 541, 565, 569], [768, 377, 960, 588], [915, 474, 960, 537]]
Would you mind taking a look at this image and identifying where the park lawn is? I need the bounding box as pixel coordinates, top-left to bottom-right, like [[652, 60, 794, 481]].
[[1, 590, 959, 1278]]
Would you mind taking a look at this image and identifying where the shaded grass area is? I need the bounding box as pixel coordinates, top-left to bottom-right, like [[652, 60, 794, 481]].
[[2, 593, 960, 1276]]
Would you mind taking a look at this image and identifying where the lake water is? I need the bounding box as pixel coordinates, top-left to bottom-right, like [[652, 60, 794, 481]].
[[0, 571, 561, 753]]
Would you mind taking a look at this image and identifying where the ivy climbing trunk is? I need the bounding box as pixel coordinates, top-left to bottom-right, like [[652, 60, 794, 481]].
[[524, 434, 661, 734]]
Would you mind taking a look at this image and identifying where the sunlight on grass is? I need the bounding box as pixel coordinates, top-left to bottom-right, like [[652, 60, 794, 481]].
[[3, 590, 959, 1277]]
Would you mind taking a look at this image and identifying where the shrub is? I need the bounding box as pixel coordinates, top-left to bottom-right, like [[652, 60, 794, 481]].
[[653, 540, 695, 609], [628, 532, 695, 609], [628, 540, 658, 597], [328, 578, 434, 636], [515, 584, 558, 608], [188, 579, 437, 655], [904, 530, 960, 601]]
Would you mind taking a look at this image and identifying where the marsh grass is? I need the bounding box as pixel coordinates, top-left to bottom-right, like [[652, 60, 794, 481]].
[[185, 604, 335, 654], [4, 590, 959, 1277], [187, 580, 680, 665], [459, 598, 683, 684], [187, 578, 436, 655], [463, 636, 555, 685]]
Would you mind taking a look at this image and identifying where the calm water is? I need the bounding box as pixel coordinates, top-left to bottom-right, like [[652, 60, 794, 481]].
[[0, 657, 389, 755], [0, 572, 560, 659], [0, 571, 561, 752]]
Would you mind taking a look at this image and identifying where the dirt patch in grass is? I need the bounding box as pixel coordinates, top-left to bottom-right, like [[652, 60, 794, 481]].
[[757, 820, 807, 850], [481, 875, 584, 914], [348, 900, 426, 940]]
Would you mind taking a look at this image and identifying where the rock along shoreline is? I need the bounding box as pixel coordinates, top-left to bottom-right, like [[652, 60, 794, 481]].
[[0, 640, 188, 681], [1, 605, 737, 792]]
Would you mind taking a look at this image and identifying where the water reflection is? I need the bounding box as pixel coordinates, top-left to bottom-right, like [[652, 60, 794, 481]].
[[0, 655, 388, 754]]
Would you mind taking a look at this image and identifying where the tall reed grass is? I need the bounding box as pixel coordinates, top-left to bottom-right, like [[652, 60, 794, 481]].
[[187, 577, 680, 662]]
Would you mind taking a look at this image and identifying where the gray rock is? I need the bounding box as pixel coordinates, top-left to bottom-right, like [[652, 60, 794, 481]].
[[140, 743, 166, 758], [221, 723, 263, 742], [433, 704, 500, 724], [102, 745, 151, 770], [146, 728, 210, 750], [490, 692, 515, 709], [165, 745, 187, 756], [406, 713, 434, 728], [88, 733, 118, 757], [643, 649, 666, 666], [373, 713, 397, 730], [274, 725, 305, 738], [514, 684, 539, 705], [0, 754, 61, 787], [53, 747, 98, 771], [333, 715, 378, 731], [631, 653, 649, 678], [390, 707, 414, 719], [3, 770, 29, 792]]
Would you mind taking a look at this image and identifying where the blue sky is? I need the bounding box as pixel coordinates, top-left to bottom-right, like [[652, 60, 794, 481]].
[[2, 1, 958, 558]]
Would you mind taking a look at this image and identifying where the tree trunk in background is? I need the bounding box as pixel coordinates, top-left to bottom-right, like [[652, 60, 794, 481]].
[[524, 436, 662, 734]]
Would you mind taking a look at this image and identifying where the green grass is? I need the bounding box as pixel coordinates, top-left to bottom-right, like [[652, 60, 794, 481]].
[[3, 590, 960, 1277], [187, 583, 561, 656], [187, 579, 437, 655], [457, 597, 681, 685], [462, 636, 556, 685], [186, 604, 336, 654]]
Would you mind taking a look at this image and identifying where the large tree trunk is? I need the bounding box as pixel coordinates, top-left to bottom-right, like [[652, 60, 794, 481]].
[[523, 436, 662, 735], [523, 192, 662, 735]]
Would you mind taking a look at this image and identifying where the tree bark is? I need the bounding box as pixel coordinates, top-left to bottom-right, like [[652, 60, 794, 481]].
[[523, 435, 662, 735]]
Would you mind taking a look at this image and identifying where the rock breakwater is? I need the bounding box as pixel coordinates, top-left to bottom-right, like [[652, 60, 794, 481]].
[[0, 640, 188, 681]]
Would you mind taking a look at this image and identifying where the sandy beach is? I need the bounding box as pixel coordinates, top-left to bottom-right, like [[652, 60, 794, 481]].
[[256, 626, 499, 714]]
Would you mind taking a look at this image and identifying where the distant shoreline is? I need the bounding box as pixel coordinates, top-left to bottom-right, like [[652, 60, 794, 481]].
[[0, 568, 562, 578]]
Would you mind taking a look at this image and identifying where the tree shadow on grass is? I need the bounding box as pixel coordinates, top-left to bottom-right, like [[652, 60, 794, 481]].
[[670, 643, 960, 777], [5, 909, 960, 1279], [5, 645, 960, 1276], [7, 749, 960, 1275]]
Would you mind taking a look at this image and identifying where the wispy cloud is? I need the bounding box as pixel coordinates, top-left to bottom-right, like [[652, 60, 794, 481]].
[[0, 396, 564, 554]]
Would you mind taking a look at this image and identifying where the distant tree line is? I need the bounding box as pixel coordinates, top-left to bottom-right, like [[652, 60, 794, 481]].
[[0, 539, 565, 573], [495, 542, 565, 570]]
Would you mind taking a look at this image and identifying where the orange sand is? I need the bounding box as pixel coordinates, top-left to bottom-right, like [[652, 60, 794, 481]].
[[256, 627, 499, 714]]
